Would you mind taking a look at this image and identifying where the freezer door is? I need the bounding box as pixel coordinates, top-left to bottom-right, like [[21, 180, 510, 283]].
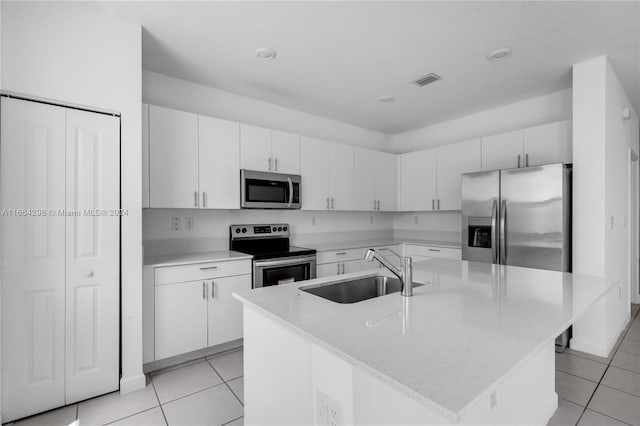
[[461, 170, 500, 263], [500, 164, 571, 272]]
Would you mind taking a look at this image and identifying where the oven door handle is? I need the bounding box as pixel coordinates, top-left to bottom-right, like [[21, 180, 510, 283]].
[[254, 255, 316, 268], [287, 177, 293, 208]]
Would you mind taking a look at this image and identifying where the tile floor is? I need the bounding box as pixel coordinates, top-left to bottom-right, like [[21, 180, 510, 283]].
[[7, 305, 640, 426]]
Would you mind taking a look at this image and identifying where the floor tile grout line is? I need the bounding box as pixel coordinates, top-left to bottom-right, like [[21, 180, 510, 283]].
[[159, 380, 229, 406], [221, 415, 244, 426], [583, 407, 635, 426], [102, 406, 162, 426], [594, 382, 640, 400], [555, 368, 603, 384], [223, 379, 244, 407], [150, 377, 170, 426]]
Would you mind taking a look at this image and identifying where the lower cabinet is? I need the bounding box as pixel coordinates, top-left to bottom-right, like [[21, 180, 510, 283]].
[[405, 244, 461, 261], [316, 245, 403, 278]]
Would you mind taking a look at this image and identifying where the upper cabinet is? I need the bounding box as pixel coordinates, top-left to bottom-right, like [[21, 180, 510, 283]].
[[300, 137, 354, 210], [354, 148, 397, 211], [399, 148, 437, 211], [240, 124, 300, 174], [148, 105, 240, 209], [142, 103, 150, 208], [481, 120, 571, 171], [523, 120, 571, 166], [436, 139, 481, 210]]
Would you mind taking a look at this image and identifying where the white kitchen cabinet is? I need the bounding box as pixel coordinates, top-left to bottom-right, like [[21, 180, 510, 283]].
[[199, 116, 240, 209], [142, 103, 150, 208], [354, 148, 397, 211], [155, 280, 208, 360], [301, 136, 330, 210], [272, 130, 300, 173], [1, 98, 120, 421], [405, 244, 461, 260], [329, 142, 355, 210], [399, 149, 437, 211], [149, 105, 199, 208], [436, 139, 481, 210], [481, 129, 524, 171], [240, 124, 300, 173], [523, 120, 572, 166], [208, 275, 251, 347]]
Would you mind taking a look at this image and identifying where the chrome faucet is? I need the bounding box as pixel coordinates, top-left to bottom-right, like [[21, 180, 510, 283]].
[[364, 249, 413, 297]]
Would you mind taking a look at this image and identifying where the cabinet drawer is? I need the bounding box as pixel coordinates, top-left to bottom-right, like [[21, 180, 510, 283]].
[[405, 245, 461, 260], [317, 248, 362, 264], [155, 259, 252, 285]]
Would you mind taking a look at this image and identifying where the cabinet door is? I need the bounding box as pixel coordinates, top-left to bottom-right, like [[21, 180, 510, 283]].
[[353, 148, 376, 211], [342, 259, 372, 274], [523, 120, 572, 166], [155, 281, 208, 360], [317, 263, 341, 278], [65, 109, 120, 403], [481, 129, 523, 171], [375, 151, 397, 211], [300, 137, 330, 210], [328, 142, 354, 210], [142, 103, 150, 208], [436, 139, 481, 210], [240, 124, 272, 172], [272, 130, 300, 174], [208, 275, 251, 347], [399, 149, 436, 211], [199, 116, 240, 209], [149, 106, 199, 208], [1, 98, 66, 421]]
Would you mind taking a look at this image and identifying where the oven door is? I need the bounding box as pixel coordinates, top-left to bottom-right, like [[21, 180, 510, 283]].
[[241, 169, 301, 209], [253, 255, 316, 288]]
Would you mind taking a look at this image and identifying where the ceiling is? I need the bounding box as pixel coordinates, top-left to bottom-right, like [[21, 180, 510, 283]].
[[98, 1, 640, 134]]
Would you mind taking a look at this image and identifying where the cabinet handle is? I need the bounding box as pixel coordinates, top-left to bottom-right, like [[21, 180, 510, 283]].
[[437, 199, 440, 210], [336, 252, 347, 255], [341, 263, 345, 274], [525, 153, 529, 167], [202, 192, 207, 208], [194, 191, 199, 208], [432, 199, 435, 210], [428, 248, 441, 252], [377, 200, 381, 210], [331, 198, 334, 209], [202, 281, 206, 299], [200, 265, 218, 270], [84, 270, 94, 277], [337, 263, 341, 274], [326, 197, 330, 209], [211, 281, 215, 299], [517, 154, 521, 168], [275, 158, 279, 172], [374, 200, 377, 210]]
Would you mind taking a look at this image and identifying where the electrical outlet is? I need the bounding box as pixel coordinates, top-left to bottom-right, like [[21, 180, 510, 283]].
[[185, 217, 194, 230], [490, 391, 498, 409], [171, 217, 181, 231], [328, 399, 340, 426]]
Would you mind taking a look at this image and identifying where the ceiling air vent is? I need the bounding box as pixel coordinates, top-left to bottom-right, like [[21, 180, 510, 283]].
[[413, 73, 441, 87]]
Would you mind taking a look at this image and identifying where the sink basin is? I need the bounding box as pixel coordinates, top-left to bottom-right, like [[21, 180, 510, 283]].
[[300, 275, 423, 304]]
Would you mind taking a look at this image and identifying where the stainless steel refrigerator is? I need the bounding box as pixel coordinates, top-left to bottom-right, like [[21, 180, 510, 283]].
[[461, 163, 572, 349]]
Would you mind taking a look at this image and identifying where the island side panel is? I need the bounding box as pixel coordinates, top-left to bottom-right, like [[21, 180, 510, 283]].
[[243, 307, 314, 426]]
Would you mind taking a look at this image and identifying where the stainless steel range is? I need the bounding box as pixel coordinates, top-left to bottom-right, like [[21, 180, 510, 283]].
[[230, 224, 316, 288]]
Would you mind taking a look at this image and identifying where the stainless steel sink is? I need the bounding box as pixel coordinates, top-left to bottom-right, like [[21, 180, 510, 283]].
[[300, 275, 423, 304]]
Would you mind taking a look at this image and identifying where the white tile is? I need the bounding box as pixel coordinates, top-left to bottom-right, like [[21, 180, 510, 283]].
[[601, 366, 640, 397], [556, 352, 607, 382], [15, 404, 77, 426], [151, 360, 223, 404], [548, 398, 583, 426], [78, 385, 159, 426], [207, 350, 243, 381], [626, 320, 640, 341], [227, 378, 244, 404], [618, 337, 640, 356], [578, 409, 629, 426], [223, 417, 243, 426], [161, 384, 244, 426], [588, 385, 640, 425], [108, 407, 166, 426], [611, 350, 640, 374], [555, 371, 598, 407]]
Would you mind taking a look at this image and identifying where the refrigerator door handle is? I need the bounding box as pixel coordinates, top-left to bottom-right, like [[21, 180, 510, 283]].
[[491, 200, 498, 263], [500, 200, 507, 264]]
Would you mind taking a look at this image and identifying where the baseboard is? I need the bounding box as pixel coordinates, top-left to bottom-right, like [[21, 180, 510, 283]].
[[120, 374, 147, 394], [143, 339, 243, 374]]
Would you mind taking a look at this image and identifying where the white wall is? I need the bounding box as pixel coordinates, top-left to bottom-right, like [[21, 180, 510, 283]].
[[571, 56, 639, 357], [1, 1, 145, 394], [143, 70, 392, 152], [391, 89, 572, 154]]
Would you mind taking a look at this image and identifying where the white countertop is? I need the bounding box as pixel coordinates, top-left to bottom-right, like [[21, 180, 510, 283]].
[[233, 259, 614, 421], [144, 250, 252, 267], [305, 238, 461, 252]]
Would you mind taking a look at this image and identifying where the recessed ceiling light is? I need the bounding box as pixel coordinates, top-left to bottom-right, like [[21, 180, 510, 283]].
[[487, 47, 512, 61], [256, 47, 277, 61], [379, 96, 395, 103]]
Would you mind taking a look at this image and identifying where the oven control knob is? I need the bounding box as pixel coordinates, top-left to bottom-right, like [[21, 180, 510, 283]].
[[235, 228, 240, 234], [273, 227, 277, 232], [278, 226, 283, 231], [242, 228, 247, 233], [283, 226, 288, 231]]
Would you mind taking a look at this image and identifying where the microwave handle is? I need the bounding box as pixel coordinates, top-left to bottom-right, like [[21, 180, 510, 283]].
[[287, 177, 293, 207]]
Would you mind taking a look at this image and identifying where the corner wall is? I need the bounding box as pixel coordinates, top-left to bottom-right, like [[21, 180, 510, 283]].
[[1, 1, 145, 394]]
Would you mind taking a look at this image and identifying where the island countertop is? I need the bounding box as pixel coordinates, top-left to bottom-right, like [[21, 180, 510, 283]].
[[233, 259, 615, 421]]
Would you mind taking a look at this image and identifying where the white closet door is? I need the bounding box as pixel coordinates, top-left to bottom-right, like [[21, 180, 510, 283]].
[[65, 109, 120, 403], [1, 97, 66, 422]]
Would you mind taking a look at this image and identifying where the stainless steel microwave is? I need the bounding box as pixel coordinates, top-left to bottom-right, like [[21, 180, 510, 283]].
[[240, 169, 301, 209]]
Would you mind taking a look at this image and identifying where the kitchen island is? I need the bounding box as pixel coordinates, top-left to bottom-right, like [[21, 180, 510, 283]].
[[233, 258, 617, 425]]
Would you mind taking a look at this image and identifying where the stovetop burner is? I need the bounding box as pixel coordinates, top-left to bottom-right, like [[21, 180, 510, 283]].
[[229, 223, 316, 260]]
